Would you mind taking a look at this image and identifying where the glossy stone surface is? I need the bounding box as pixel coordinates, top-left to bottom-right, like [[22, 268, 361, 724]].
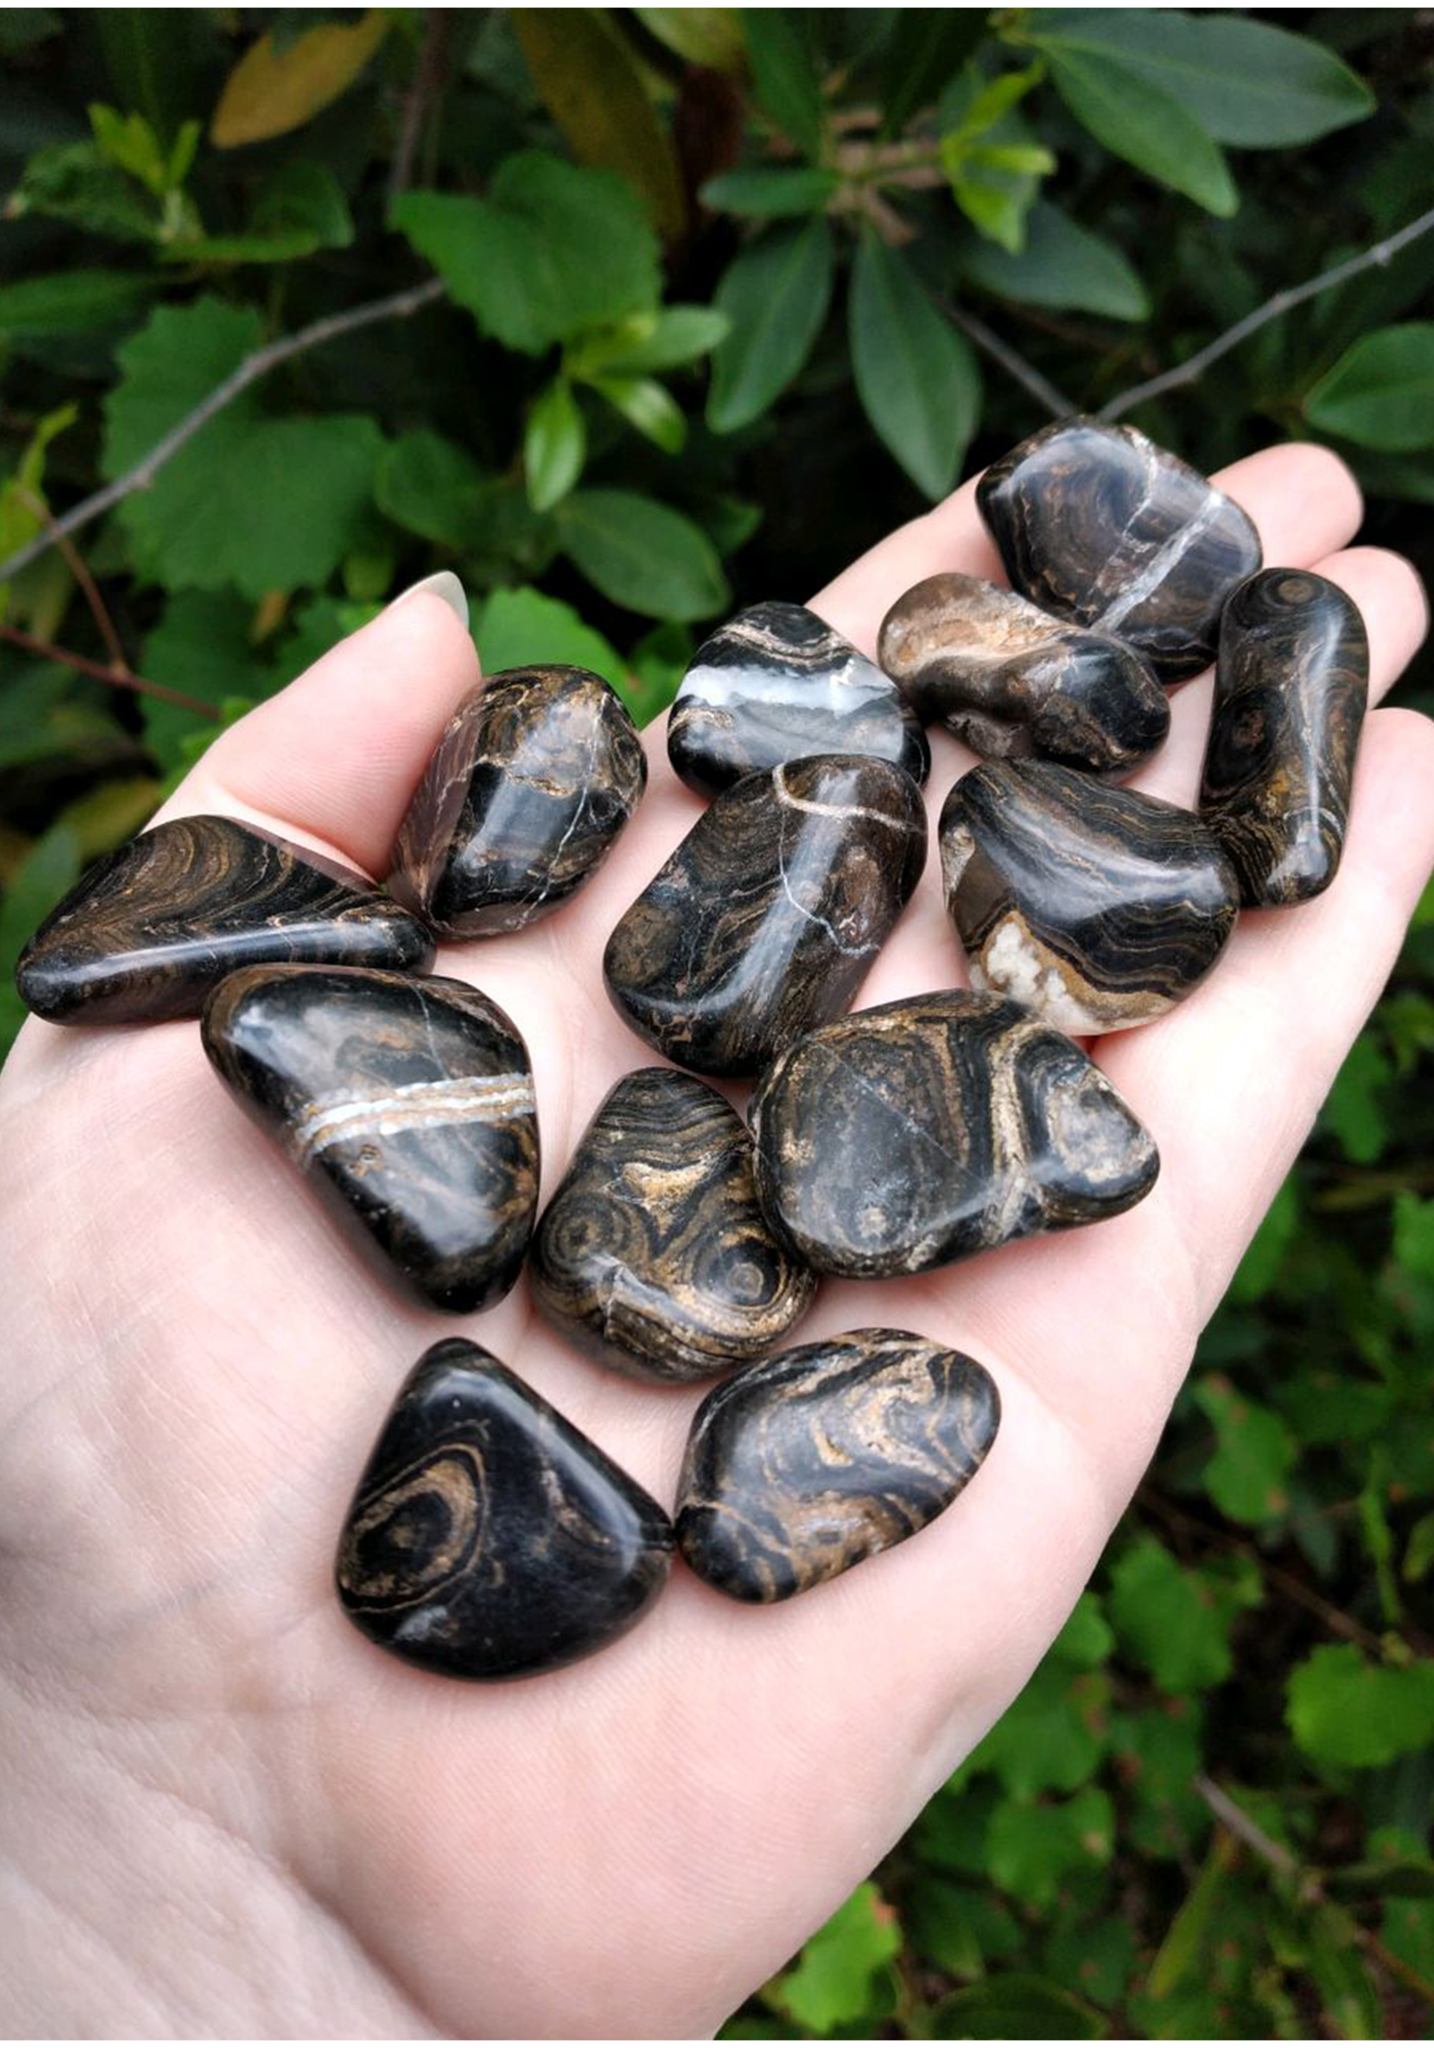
[[677, 1328, 1000, 1602], [336, 1341, 672, 1681], [667, 600, 929, 798], [977, 418, 1262, 683], [202, 965, 539, 1313], [878, 571, 1169, 776], [388, 664, 646, 938], [603, 755, 927, 1078], [942, 761, 1239, 1033], [15, 814, 433, 1027], [530, 1067, 816, 1383], [1200, 568, 1368, 908], [750, 990, 1157, 1279]]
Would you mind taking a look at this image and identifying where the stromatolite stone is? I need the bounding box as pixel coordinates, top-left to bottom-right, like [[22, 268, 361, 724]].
[[941, 761, 1239, 1033], [666, 600, 929, 798], [676, 1328, 1000, 1601], [15, 814, 432, 1027], [336, 1340, 672, 1681], [388, 664, 646, 938], [750, 990, 1157, 1278], [878, 572, 1169, 776], [977, 418, 1262, 683], [202, 965, 539, 1312], [603, 755, 927, 1078], [1199, 568, 1368, 908], [530, 1067, 816, 1383]]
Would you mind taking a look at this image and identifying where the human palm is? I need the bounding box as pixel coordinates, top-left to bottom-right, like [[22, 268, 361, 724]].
[[2, 442, 1430, 2038]]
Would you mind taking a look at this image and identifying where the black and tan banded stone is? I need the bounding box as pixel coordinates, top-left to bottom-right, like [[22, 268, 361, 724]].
[[336, 1341, 672, 1681], [941, 761, 1239, 1034], [676, 1328, 1000, 1602], [666, 600, 929, 798], [878, 572, 1169, 776], [1200, 568, 1368, 908], [388, 664, 646, 938], [530, 1067, 816, 1383], [14, 814, 433, 1027], [977, 418, 1262, 683], [750, 990, 1158, 1279], [603, 754, 927, 1078], [202, 965, 539, 1313]]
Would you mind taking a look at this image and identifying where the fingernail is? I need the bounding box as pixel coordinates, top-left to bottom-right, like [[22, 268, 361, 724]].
[[387, 569, 469, 629]]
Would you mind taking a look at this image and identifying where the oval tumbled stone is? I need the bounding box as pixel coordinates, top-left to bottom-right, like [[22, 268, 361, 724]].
[[667, 600, 929, 797], [336, 1340, 672, 1681], [750, 990, 1158, 1279], [530, 1067, 816, 1383], [976, 418, 1262, 683], [1200, 568, 1368, 908], [676, 1328, 1000, 1602], [603, 754, 927, 1078], [878, 571, 1169, 776], [941, 761, 1239, 1033], [388, 664, 646, 938]]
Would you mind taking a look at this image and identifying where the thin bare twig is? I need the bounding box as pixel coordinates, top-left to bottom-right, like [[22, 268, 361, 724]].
[[387, 10, 450, 211], [13, 484, 131, 675], [940, 299, 1074, 419], [0, 621, 219, 716], [0, 278, 447, 586]]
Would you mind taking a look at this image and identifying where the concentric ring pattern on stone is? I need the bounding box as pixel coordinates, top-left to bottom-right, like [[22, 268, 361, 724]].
[[941, 761, 1239, 1034], [530, 1067, 816, 1383], [202, 965, 539, 1313], [14, 814, 433, 1026], [750, 989, 1158, 1279]]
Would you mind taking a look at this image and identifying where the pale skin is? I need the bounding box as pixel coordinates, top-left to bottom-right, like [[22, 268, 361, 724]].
[[1, 442, 1430, 2039]]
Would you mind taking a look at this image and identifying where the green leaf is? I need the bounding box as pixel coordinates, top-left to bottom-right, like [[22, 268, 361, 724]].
[[707, 218, 835, 433], [1306, 1902, 1383, 2039], [1043, 46, 1238, 215], [1045, 1917, 1138, 2010], [558, 489, 729, 621], [700, 167, 839, 218], [569, 306, 731, 376], [1287, 1645, 1434, 1769], [1109, 1705, 1207, 1863], [524, 379, 587, 513], [1382, 1895, 1434, 1983], [591, 375, 687, 455], [1405, 1509, 1434, 1585], [474, 586, 622, 687], [140, 590, 276, 770], [635, 8, 745, 73], [962, 199, 1150, 320], [0, 822, 83, 1058], [928, 1973, 1110, 2039], [913, 1780, 1002, 1877], [1305, 324, 1434, 452], [1108, 1535, 1260, 1691], [1052, 1591, 1116, 1668], [879, 11, 989, 137], [986, 1788, 1114, 1908], [10, 138, 163, 242], [1225, 1174, 1298, 1304], [1320, 1032, 1393, 1162], [743, 10, 824, 159], [848, 234, 980, 500], [169, 159, 356, 264], [1193, 1374, 1297, 1525], [376, 431, 492, 552], [768, 1883, 901, 2033], [940, 65, 1049, 252], [625, 621, 693, 725], [963, 1661, 1110, 1799], [0, 268, 160, 340], [103, 296, 263, 474]]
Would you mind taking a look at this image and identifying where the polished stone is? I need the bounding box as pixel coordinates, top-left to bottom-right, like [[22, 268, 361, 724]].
[[977, 418, 1262, 683], [750, 990, 1157, 1278], [677, 1328, 1000, 1601], [202, 965, 539, 1313], [878, 571, 1169, 776], [942, 761, 1239, 1033], [388, 664, 646, 938], [1200, 568, 1368, 908], [603, 755, 927, 1078], [530, 1067, 816, 1383], [667, 601, 929, 798], [15, 814, 433, 1027], [336, 1340, 672, 1681]]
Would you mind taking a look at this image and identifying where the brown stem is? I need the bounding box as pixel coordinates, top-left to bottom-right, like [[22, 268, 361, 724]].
[[386, 10, 451, 212], [940, 299, 1074, 419], [13, 484, 131, 675], [0, 621, 219, 716]]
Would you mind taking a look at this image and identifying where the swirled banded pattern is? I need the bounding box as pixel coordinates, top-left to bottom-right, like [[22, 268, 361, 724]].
[[603, 754, 928, 1077], [530, 1067, 817, 1383], [388, 664, 647, 938], [202, 965, 539, 1313], [336, 1341, 673, 1681], [1200, 568, 1368, 907], [750, 989, 1158, 1278], [15, 814, 433, 1026], [676, 1327, 1000, 1602], [941, 761, 1239, 1034]]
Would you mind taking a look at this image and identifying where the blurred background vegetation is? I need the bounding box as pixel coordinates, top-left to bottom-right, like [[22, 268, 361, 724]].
[[2, 7, 1433, 2037]]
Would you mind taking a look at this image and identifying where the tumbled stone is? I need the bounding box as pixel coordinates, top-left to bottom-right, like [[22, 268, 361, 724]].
[[676, 1328, 1000, 1602], [336, 1340, 672, 1681], [941, 761, 1239, 1033], [750, 990, 1157, 1278], [15, 814, 432, 1027], [977, 418, 1262, 683], [878, 571, 1169, 776], [202, 965, 539, 1313], [530, 1067, 816, 1383], [388, 664, 646, 938], [1200, 568, 1368, 908], [603, 754, 927, 1078], [666, 600, 929, 798]]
